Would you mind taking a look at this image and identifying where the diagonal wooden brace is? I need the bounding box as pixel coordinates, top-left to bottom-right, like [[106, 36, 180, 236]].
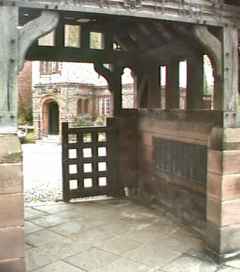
[[18, 11, 60, 71], [0, 6, 59, 133]]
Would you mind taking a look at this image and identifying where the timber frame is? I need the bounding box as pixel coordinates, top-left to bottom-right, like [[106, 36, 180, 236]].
[[1, 0, 240, 270], [3, 0, 240, 27]]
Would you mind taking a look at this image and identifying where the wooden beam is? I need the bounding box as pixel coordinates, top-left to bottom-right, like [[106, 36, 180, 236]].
[[137, 73, 148, 107], [94, 62, 112, 85], [141, 41, 195, 61], [26, 45, 133, 65], [18, 11, 60, 71], [186, 54, 204, 110], [10, 0, 240, 27], [0, 6, 19, 133], [193, 25, 222, 110], [147, 64, 161, 108], [222, 26, 239, 113], [0, 7, 59, 133], [193, 26, 222, 77], [165, 59, 179, 109], [94, 62, 123, 116], [153, 22, 173, 42]]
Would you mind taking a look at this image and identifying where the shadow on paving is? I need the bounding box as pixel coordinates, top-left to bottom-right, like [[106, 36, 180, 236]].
[[24, 199, 240, 272]]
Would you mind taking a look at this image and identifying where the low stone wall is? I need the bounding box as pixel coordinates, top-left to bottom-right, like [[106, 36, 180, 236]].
[[0, 135, 25, 271], [207, 127, 240, 261], [118, 109, 222, 233], [137, 110, 223, 232]]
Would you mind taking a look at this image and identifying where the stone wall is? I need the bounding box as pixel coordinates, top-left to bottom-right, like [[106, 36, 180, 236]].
[[207, 127, 240, 261], [0, 135, 25, 271], [136, 110, 223, 232], [118, 109, 222, 233], [32, 84, 99, 138]]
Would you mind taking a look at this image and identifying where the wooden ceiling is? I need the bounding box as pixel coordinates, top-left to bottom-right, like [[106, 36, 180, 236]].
[[20, 9, 221, 65]]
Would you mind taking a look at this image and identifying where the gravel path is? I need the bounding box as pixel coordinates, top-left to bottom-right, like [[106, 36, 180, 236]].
[[22, 143, 63, 203]]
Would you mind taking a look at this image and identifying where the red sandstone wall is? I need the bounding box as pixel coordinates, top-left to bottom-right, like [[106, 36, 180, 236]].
[[0, 136, 25, 271], [118, 109, 222, 232], [136, 109, 222, 231]]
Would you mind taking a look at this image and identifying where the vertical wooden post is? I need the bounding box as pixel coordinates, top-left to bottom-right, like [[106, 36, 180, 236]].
[[165, 59, 179, 109], [148, 64, 161, 108], [206, 26, 240, 263], [0, 8, 59, 134], [110, 65, 123, 117], [0, 6, 19, 133], [186, 54, 204, 110], [94, 62, 123, 117], [193, 26, 222, 111], [213, 70, 223, 111], [62, 122, 71, 202], [223, 26, 239, 114]]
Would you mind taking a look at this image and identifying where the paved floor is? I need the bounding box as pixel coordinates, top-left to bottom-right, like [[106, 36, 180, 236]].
[[24, 199, 240, 272]]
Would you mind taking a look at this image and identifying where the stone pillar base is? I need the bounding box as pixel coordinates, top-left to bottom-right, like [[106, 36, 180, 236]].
[[0, 135, 25, 272], [207, 127, 240, 263]]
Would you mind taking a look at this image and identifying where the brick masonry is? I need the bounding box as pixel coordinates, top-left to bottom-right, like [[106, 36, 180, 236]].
[[0, 135, 25, 272]]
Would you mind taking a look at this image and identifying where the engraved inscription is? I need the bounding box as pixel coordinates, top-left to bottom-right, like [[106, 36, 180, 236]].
[[154, 138, 207, 184]]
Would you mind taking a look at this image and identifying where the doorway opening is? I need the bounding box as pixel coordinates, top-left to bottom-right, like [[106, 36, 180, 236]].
[[48, 101, 59, 135]]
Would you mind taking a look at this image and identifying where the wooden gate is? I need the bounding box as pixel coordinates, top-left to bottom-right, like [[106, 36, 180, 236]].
[[62, 119, 118, 202]]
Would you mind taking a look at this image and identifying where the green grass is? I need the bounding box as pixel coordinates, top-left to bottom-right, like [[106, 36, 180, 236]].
[[24, 131, 36, 144]]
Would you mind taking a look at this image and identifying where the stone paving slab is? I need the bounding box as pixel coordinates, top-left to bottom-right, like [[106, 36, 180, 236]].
[[161, 254, 218, 272], [25, 229, 72, 247], [24, 221, 43, 235], [123, 242, 182, 269], [25, 207, 48, 220], [29, 214, 71, 228], [91, 257, 151, 272], [32, 261, 85, 272], [95, 235, 142, 255], [65, 247, 120, 271], [24, 199, 240, 272]]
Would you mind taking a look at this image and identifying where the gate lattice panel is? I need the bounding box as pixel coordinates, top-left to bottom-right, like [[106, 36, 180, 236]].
[[62, 119, 117, 202]]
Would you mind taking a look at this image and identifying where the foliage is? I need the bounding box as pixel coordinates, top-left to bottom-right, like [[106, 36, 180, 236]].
[[72, 115, 94, 127], [72, 115, 106, 128], [18, 105, 33, 125], [23, 131, 36, 144], [94, 116, 106, 126]]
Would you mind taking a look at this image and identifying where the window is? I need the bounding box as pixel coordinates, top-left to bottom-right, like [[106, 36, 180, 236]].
[[98, 96, 112, 116], [90, 32, 104, 49], [77, 99, 90, 114], [65, 25, 81, 48], [160, 66, 166, 109], [38, 31, 55, 46], [40, 62, 62, 75], [121, 68, 135, 109], [179, 61, 187, 110]]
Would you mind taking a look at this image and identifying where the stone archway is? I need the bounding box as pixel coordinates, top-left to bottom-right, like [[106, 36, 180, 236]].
[[42, 99, 59, 136]]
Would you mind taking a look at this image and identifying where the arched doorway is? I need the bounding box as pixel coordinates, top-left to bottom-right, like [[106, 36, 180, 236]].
[[48, 101, 59, 135], [42, 99, 60, 136]]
